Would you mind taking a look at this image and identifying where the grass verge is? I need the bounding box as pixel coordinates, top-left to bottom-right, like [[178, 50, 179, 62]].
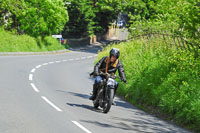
[[96, 38, 200, 132], [0, 29, 68, 52]]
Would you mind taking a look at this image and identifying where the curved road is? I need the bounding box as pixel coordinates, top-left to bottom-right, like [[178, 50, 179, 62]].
[[0, 48, 190, 133]]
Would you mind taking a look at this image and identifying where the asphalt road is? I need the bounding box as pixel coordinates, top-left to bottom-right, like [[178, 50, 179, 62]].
[[0, 47, 191, 133]]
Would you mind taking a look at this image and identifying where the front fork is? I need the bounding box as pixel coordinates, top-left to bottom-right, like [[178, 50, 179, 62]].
[[104, 86, 114, 101], [105, 78, 115, 100]]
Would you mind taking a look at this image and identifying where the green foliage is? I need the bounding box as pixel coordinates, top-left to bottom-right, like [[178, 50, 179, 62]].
[[128, 0, 200, 47], [0, 0, 21, 31], [0, 29, 65, 52], [62, 1, 88, 38], [96, 39, 200, 131], [0, 0, 68, 37], [18, 0, 68, 37], [177, 1, 200, 45], [64, 0, 121, 37]]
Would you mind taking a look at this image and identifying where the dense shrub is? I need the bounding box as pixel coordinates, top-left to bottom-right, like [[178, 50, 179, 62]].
[[96, 38, 200, 131]]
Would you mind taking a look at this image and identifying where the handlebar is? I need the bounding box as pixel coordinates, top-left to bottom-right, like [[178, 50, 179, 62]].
[[90, 71, 127, 84], [98, 72, 120, 79]]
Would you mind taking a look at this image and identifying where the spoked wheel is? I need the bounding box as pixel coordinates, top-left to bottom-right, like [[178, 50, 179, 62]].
[[103, 89, 114, 113]]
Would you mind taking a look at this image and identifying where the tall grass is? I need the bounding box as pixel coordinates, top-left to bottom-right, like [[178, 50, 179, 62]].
[[0, 29, 66, 52], [96, 38, 200, 132]]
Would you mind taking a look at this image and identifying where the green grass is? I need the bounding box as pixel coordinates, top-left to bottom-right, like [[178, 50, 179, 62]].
[[96, 38, 200, 132], [0, 29, 67, 52]]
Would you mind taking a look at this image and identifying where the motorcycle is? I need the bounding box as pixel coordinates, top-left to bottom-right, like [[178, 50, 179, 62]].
[[92, 72, 120, 113]]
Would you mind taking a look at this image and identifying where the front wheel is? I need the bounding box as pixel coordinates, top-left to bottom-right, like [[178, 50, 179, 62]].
[[103, 89, 114, 113]]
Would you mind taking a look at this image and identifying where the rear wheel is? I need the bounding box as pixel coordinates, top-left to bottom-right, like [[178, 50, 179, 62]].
[[103, 89, 114, 113]]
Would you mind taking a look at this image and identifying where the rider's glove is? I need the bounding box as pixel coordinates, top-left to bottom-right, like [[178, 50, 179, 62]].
[[93, 72, 99, 77]]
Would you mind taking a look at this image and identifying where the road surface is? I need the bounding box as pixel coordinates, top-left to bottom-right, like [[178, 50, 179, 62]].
[[0, 47, 190, 133]]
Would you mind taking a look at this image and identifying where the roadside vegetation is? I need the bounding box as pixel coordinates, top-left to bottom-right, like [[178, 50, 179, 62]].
[[0, 0, 68, 52], [0, 0, 199, 52], [96, 0, 199, 132], [96, 38, 200, 132], [0, 29, 66, 52]]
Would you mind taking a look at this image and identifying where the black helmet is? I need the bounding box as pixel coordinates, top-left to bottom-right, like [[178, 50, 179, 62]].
[[110, 48, 120, 59]]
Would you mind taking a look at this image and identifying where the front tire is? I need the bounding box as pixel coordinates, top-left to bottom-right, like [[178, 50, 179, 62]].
[[103, 89, 114, 113]]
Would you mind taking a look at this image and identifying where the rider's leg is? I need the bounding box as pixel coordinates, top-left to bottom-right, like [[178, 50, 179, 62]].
[[89, 76, 102, 100], [89, 84, 98, 100]]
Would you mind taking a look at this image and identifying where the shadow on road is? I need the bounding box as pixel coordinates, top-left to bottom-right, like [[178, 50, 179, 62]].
[[80, 116, 189, 133], [57, 90, 104, 112], [66, 103, 103, 113], [67, 103, 93, 110], [68, 91, 91, 99], [56, 90, 91, 99], [80, 120, 149, 132], [57, 89, 146, 113], [65, 90, 190, 132], [113, 100, 139, 111], [62, 90, 190, 132]]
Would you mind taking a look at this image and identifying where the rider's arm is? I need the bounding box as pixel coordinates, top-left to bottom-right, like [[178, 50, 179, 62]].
[[94, 56, 107, 75], [118, 61, 127, 83]]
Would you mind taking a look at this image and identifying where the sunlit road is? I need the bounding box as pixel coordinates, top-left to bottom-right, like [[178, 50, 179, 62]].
[[0, 47, 190, 133]]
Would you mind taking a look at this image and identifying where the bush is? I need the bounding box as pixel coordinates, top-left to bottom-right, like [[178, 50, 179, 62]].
[[0, 29, 66, 52], [96, 38, 200, 132]]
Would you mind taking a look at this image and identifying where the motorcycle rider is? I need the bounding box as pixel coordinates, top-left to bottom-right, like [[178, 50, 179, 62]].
[[89, 48, 127, 105]]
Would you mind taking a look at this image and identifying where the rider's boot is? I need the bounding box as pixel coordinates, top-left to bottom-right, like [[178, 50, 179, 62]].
[[89, 84, 98, 100]]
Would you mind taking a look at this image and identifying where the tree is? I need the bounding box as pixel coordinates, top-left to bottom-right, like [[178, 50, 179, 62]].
[[62, 0, 88, 38], [0, 0, 21, 31], [0, 0, 69, 37], [18, 0, 69, 37], [127, 0, 200, 48], [63, 0, 121, 37]]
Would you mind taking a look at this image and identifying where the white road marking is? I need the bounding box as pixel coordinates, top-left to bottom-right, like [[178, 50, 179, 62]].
[[30, 83, 40, 92], [42, 63, 48, 66], [36, 65, 42, 68], [31, 68, 36, 73], [75, 58, 80, 60], [29, 55, 96, 114], [29, 74, 33, 81], [72, 121, 92, 133], [49, 62, 54, 64], [55, 61, 61, 63], [41, 96, 62, 112]]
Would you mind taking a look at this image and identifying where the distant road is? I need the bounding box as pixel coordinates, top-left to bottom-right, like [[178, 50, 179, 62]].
[[111, 28, 129, 41], [118, 28, 129, 40]]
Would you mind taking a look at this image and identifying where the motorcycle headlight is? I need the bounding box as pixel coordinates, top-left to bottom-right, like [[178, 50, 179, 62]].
[[107, 78, 115, 88], [100, 80, 104, 86]]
